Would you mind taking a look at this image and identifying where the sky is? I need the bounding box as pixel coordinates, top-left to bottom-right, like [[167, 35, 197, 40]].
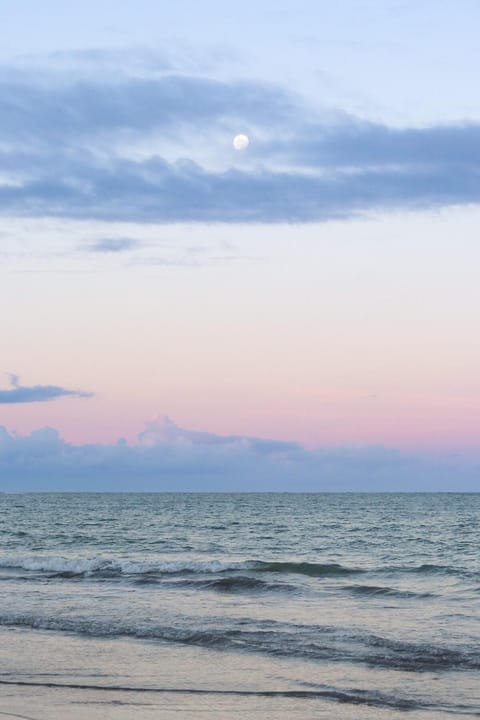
[[1, 0, 480, 490]]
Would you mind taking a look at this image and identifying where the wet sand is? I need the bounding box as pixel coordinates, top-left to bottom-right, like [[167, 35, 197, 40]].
[[0, 683, 458, 720]]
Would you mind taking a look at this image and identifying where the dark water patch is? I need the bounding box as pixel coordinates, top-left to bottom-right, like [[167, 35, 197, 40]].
[[0, 574, 32, 583], [132, 575, 160, 586], [47, 571, 87, 580], [93, 568, 125, 578], [401, 563, 473, 578], [179, 575, 296, 594], [414, 563, 460, 574], [363, 634, 480, 672], [252, 561, 363, 577], [342, 584, 435, 599], [205, 525, 227, 530], [135, 575, 297, 593]]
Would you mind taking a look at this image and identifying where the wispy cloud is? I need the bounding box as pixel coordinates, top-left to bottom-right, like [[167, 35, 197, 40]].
[[87, 237, 140, 253], [0, 374, 93, 404]]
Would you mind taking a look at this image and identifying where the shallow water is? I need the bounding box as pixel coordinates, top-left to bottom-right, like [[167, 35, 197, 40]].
[[0, 493, 478, 718]]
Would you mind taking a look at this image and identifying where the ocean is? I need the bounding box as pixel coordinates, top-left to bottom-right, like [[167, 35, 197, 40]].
[[0, 492, 478, 719]]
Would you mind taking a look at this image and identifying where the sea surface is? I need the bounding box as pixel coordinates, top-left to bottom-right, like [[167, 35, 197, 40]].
[[0, 492, 478, 719]]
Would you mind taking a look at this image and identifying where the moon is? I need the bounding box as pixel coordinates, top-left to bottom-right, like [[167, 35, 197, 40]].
[[233, 134, 249, 151]]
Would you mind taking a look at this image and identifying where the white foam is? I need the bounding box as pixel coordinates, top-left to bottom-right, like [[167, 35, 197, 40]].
[[0, 554, 246, 576]]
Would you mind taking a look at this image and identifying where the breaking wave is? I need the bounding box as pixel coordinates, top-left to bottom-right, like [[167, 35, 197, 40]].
[[0, 554, 363, 579]]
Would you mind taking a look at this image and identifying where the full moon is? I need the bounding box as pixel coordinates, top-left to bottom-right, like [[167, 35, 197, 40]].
[[233, 134, 249, 150]]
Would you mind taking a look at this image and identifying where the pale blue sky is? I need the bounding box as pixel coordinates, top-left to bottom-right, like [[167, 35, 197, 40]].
[[3, 0, 480, 124], [1, 0, 480, 489]]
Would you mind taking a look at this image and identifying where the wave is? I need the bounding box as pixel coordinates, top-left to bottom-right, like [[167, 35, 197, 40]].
[[406, 563, 465, 575], [342, 584, 435, 599], [0, 555, 243, 577], [363, 634, 480, 672], [133, 575, 295, 594], [1, 612, 478, 673], [385, 563, 475, 579], [0, 555, 361, 579], [175, 576, 296, 594], [252, 561, 363, 577], [0, 554, 474, 585]]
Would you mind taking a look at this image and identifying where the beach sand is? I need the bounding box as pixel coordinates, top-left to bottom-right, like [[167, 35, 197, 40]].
[[0, 683, 330, 720], [0, 682, 455, 720], [0, 626, 454, 720]]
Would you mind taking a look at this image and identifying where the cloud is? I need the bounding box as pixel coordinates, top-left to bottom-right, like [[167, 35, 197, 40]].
[[0, 71, 294, 147], [0, 416, 478, 492], [138, 415, 300, 453], [263, 118, 480, 169], [2, 150, 479, 225], [87, 237, 140, 253], [0, 374, 93, 404], [0, 55, 479, 224]]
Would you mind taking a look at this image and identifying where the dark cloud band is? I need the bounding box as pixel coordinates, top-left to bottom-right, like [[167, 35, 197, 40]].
[[0, 61, 479, 223]]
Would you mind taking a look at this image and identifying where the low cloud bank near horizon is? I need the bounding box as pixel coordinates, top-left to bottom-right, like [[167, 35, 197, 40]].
[[0, 416, 478, 492]]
